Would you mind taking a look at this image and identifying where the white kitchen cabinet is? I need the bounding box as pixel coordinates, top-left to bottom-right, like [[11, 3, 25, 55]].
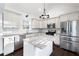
[[40, 20, 47, 28], [31, 20, 40, 28], [3, 10, 22, 29], [60, 15, 68, 22], [53, 34, 60, 45], [60, 12, 79, 22], [67, 12, 79, 21], [31, 19, 47, 28], [3, 36, 14, 55], [31, 18, 57, 29], [24, 35, 53, 56]]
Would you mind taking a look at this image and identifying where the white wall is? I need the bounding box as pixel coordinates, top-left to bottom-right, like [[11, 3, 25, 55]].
[[0, 4, 5, 32], [0, 3, 4, 54]]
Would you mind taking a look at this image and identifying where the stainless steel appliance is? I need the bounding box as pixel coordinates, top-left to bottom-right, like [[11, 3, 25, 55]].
[[60, 20, 79, 53], [46, 23, 56, 35]]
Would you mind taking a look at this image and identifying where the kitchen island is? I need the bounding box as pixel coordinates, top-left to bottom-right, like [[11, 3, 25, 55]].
[[23, 33, 53, 56]]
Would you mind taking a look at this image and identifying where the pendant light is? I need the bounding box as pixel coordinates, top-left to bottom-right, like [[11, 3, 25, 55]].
[[39, 3, 50, 19]]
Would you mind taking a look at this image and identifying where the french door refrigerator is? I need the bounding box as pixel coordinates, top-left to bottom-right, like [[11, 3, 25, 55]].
[[60, 20, 79, 53]]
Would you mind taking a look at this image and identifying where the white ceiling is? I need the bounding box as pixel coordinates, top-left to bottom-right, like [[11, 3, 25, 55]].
[[5, 3, 79, 18]]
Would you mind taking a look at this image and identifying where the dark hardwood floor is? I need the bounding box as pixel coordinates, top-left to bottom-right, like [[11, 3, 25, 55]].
[[50, 43, 79, 56], [6, 48, 23, 56], [1, 43, 79, 56]]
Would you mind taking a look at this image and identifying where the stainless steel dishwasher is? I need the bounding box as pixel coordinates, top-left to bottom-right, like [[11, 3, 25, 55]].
[[14, 34, 26, 50]]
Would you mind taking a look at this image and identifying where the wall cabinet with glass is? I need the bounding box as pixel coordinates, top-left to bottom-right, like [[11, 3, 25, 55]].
[[31, 19, 40, 28], [31, 18, 56, 29], [31, 19, 48, 28]]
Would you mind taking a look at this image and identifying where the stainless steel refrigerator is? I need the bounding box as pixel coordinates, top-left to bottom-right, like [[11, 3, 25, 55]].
[[60, 20, 79, 53]]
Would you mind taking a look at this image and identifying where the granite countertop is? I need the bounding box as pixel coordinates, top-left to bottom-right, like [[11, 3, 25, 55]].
[[24, 33, 53, 49], [3, 31, 27, 36]]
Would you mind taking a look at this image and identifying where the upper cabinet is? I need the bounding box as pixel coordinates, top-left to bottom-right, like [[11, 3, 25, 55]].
[[31, 19, 40, 28], [3, 9, 22, 30], [31, 19, 55, 28], [47, 18, 56, 24], [60, 15, 68, 22], [41, 20, 47, 28], [60, 11, 79, 22], [67, 12, 79, 21], [31, 18, 57, 29]]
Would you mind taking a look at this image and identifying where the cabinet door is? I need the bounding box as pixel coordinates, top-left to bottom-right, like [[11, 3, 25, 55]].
[[54, 35, 60, 45], [43, 21, 47, 28], [31, 20, 39, 28], [4, 36, 14, 55], [67, 12, 79, 21], [60, 15, 68, 22], [39, 21, 45, 28], [3, 10, 22, 29]]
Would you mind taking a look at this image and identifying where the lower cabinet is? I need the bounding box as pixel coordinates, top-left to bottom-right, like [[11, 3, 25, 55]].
[[3, 34, 25, 55], [53, 35, 60, 45], [3, 36, 14, 55]]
